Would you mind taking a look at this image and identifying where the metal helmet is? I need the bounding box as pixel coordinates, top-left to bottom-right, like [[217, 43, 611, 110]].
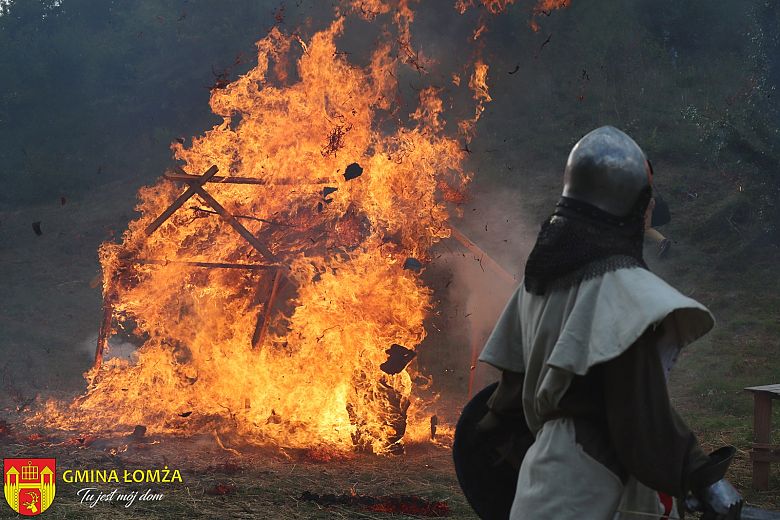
[[562, 126, 651, 217]]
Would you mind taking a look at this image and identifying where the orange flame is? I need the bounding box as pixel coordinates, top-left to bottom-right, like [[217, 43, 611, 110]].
[[458, 60, 492, 143], [453, 0, 571, 32], [455, 0, 516, 15], [37, 16, 474, 455], [533, 0, 571, 14]]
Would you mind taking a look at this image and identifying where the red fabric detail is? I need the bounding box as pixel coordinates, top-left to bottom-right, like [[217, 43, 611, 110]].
[[658, 491, 674, 519]]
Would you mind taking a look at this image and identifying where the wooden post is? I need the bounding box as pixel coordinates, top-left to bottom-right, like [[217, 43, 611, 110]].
[[252, 270, 283, 350], [93, 289, 116, 372], [752, 392, 773, 489], [450, 227, 516, 286]]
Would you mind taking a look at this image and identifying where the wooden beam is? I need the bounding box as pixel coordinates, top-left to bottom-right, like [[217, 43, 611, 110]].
[[252, 269, 283, 350], [93, 290, 116, 372], [166, 169, 329, 185], [134, 259, 277, 270], [450, 227, 517, 285], [751, 392, 773, 489], [144, 165, 219, 236], [191, 184, 275, 260]]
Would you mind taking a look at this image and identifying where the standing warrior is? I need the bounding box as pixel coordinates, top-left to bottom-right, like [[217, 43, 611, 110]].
[[454, 126, 742, 519]]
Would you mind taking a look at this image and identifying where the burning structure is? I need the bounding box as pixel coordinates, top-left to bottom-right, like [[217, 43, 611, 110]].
[[32, 0, 565, 456], [38, 7, 489, 455]]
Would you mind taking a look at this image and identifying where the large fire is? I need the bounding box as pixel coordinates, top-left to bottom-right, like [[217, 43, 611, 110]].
[[36, 13, 477, 455], [34, 0, 568, 455]]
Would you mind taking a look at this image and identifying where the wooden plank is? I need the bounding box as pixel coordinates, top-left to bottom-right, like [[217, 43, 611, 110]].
[[752, 392, 773, 489], [134, 259, 276, 270], [252, 269, 283, 350], [751, 450, 780, 463], [93, 291, 116, 372], [191, 185, 275, 260], [144, 165, 219, 236], [450, 227, 517, 286], [166, 169, 330, 185], [752, 442, 780, 451]]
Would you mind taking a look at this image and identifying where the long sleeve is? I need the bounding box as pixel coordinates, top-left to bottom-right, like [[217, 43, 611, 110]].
[[486, 369, 525, 418], [602, 327, 710, 498]]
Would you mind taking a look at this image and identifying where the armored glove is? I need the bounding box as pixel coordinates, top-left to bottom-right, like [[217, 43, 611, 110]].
[[685, 480, 743, 519], [686, 446, 743, 520], [699, 479, 742, 519]]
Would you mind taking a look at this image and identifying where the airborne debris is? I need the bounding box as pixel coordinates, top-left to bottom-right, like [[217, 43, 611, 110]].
[[534, 32, 553, 58], [380, 344, 417, 375], [299, 491, 450, 517], [274, 4, 285, 25], [403, 258, 423, 272], [210, 66, 231, 91], [343, 162, 363, 181], [32, 221, 42, 236], [178, 411, 192, 418], [322, 186, 338, 203], [321, 124, 352, 157]]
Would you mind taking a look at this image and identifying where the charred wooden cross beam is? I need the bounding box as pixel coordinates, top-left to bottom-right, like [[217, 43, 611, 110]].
[[166, 166, 275, 259], [449, 227, 515, 285], [164, 170, 330, 185], [134, 259, 276, 270], [93, 288, 117, 375], [251, 269, 284, 350], [93, 165, 283, 372], [143, 165, 220, 236]]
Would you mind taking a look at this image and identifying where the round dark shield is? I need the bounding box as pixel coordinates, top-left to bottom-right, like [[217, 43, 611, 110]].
[[453, 382, 534, 520]]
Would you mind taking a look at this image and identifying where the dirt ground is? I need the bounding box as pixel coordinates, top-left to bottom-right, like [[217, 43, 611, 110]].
[[0, 432, 475, 519]]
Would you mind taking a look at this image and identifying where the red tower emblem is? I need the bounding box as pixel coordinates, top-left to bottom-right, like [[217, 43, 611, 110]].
[[4, 459, 56, 516]]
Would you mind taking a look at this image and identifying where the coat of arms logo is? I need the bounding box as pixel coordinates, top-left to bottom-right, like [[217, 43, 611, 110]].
[[4, 459, 56, 516]]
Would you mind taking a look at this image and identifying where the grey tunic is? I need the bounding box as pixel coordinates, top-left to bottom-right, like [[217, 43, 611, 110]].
[[479, 266, 714, 520]]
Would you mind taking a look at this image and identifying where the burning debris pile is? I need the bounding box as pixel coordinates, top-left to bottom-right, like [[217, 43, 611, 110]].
[[36, 8, 492, 455], [30, 0, 572, 456]]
